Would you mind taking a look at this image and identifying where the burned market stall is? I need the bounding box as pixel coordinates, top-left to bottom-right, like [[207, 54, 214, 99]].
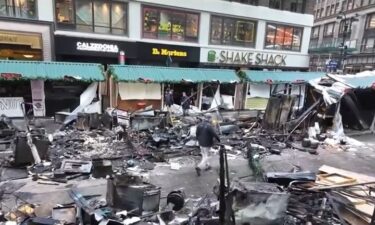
[[309, 72, 375, 137], [0, 60, 105, 118], [244, 70, 325, 112], [108, 65, 241, 121]]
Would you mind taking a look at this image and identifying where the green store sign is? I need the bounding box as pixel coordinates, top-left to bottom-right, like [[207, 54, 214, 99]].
[[207, 50, 287, 66]]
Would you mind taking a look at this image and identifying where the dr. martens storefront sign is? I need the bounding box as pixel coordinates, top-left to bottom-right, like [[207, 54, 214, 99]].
[[206, 49, 287, 66]]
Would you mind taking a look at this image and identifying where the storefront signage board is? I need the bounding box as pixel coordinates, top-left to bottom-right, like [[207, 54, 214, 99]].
[[0, 97, 24, 117], [55, 36, 137, 58], [201, 48, 309, 68], [137, 42, 200, 62], [76, 42, 119, 53]]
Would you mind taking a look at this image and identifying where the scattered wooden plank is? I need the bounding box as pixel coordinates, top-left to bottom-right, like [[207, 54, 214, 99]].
[[318, 173, 356, 185], [319, 165, 375, 183]]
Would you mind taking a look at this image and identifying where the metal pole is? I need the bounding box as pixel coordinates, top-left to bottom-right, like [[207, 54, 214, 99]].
[[219, 146, 226, 225], [340, 13, 348, 72]]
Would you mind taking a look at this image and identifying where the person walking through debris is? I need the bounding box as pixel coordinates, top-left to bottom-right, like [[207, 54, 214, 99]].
[[181, 92, 190, 116], [195, 118, 220, 176], [165, 90, 174, 111]]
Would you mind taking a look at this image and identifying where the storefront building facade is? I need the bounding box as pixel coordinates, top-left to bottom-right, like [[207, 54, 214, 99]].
[[0, 0, 54, 61], [53, 0, 314, 70], [309, 0, 375, 74]]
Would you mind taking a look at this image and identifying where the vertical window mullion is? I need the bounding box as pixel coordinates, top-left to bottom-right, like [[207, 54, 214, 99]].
[[156, 9, 160, 39], [12, 0, 16, 17], [109, 2, 112, 34], [273, 24, 277, 49], [92, 0, 94, 32], [220, 18, 224, 45], [73, 0, 76, 26], [184, 13, 187, 41]]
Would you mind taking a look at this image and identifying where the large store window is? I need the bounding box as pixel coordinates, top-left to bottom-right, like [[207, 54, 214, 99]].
[[323, 22, 335, 36], [209, 16, 257, 47], [269, 0, 305, 13], [362, 37, 375, 52], [56, 0, 127, 35], [265, 23, 303, 51], [366, 14, 375, 29], [269, 0, 282, 9], [143, 6, 199, 42], [0, 0, 37, 19], [311, 26, 320, 38]]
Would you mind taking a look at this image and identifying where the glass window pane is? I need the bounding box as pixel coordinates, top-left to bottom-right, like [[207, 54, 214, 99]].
[[210, 17, 222, 44], [233, 20, 255, 46], [143, 7, 159, 39], [76, 0, 93, 32], [283, 27, 293, 50], [171, 12, 185, 41], [111, 3, 126, 34], [0, 0, 7, 17], [142, 6, 199, 42], [275, 26, 285, 50], [94, 2, 110, 33], [56, 0, 74, 24], [284, 0, 305, 13], [368, 15, 375, 28], [292, 28, 302, 51], [269, 0, 282, 9], [158, 10, 172, 40], [365, 38, 375, 50], [223, 18, 234, 44], [185, 14, 199, 41], [265, 24, 276, 49], [14, 0, 37, 19]]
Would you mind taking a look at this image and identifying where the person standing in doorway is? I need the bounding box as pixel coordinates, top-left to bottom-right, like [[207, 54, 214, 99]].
[[165, 90, 174, 111], [181, 92, 190, 116], [195, 118, 220, 176]]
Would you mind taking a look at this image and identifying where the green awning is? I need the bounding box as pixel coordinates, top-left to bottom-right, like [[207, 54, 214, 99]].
[[245, 70, 325, 84], [109, 65, 239, 83], [0, 60, 104, 81]]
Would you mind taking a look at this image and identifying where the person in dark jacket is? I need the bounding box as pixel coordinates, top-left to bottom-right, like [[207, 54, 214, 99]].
[[195, 119, 220, 176], [165, 90, 174, 111], [181, 92, 190, 116]]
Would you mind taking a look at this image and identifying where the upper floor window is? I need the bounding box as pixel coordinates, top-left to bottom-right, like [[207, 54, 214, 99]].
[[366, 13, 375, 29], [229, 0, 258, 5], [285, 0, 305, 13], [323, 22, 335, 36], [0, 0, 37, 19], [311, 26, 320, 38], [56, 0, 127, 35], [341, 0, 347, 11], [335, 3, 340, 13], [362, 37, 375, 52], [209, 15, 257, 47], [270, 0, 305, 13], [143, 6, 199, 42], [265, 23, 303, 51], [347, 0, 353, 10], [269, 0, 282, 9], [330, 4, 335, 15], [326, 6, 330, 16]]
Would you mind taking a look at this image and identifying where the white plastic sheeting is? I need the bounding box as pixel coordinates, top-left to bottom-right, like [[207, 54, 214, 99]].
[[208, 86, 234, 110], [63, 82, 100, 124], [118, 83, 161, 100]]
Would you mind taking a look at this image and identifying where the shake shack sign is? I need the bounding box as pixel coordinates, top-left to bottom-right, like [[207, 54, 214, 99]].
[[206, 49, 287, 66]]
